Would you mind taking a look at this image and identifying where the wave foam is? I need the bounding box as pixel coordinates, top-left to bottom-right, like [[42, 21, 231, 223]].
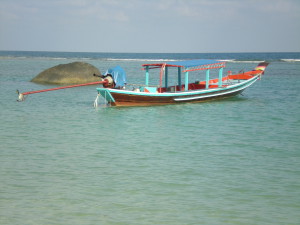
[[105, 58, 178, 62], [281, 59, 300, 62]]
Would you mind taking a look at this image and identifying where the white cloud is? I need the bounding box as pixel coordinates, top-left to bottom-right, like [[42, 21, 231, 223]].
[[0, 0, 299, 52], [259, 0, 300, 15]]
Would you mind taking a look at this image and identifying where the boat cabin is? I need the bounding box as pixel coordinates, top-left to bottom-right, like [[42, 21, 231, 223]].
[[141, 59, 227, 93]]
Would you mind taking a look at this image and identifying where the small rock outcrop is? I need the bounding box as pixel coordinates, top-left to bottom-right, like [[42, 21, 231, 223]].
[[31, 62, 101, 84]]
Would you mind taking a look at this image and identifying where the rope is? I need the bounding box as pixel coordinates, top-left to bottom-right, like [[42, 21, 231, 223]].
[[94, 94, 99, 108], [126, 83, 159, 87]]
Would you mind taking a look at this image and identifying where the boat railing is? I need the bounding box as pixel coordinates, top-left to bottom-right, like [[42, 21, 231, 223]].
[[124, 78, 239, 93]]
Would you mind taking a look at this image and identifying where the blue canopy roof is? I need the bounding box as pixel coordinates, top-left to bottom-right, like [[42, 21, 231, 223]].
[[143, 59, 225, 72], [166, 59, 222, 68]]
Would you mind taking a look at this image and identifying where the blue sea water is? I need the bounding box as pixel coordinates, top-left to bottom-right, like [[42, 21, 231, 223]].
[[0, 51, 300, 225]]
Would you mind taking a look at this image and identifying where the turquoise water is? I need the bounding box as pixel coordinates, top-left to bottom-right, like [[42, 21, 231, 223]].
[[1, 52, 300, 224]]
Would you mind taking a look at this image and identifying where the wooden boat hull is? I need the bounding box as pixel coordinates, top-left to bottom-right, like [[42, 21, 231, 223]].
[[97, 75, 260, 107]]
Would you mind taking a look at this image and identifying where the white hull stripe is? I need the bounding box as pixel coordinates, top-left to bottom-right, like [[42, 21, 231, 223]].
[[174, 78, 257, 101]]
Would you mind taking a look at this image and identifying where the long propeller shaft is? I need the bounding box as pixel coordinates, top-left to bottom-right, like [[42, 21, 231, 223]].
[[17, 80, 107, 101]]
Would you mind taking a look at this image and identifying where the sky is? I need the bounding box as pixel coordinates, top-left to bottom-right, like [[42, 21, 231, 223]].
[[0, 0, 299, 53]]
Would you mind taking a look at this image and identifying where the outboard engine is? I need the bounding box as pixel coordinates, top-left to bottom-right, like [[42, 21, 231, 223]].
[[102, 74, 115, 88], [93, 74, 115, 88]]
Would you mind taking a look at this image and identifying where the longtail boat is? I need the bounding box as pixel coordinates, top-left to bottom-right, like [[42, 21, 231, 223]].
[[95, 60, 269, 107]]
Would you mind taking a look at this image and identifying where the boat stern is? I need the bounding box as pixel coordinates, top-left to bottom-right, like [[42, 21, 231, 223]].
[[96, 88, 116, 105]]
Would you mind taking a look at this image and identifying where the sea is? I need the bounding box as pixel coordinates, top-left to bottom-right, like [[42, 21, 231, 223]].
[[0, 51, 299, 225]]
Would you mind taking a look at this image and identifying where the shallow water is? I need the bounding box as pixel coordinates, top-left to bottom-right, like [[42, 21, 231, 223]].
[[0, 52, 300, 224]]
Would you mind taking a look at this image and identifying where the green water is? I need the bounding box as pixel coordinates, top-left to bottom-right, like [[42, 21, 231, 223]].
[[1, 54, 300, 224]]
